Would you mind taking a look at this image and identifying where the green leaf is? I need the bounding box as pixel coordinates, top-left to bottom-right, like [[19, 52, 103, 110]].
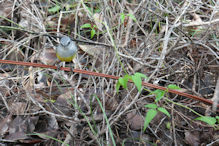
[[158, 107, 170, 117], [132, 75, 142, 92], [48, 5, 61, 13], [123, 74, 131, 88], [145, 103, 157, 109], [166, 122, 171, 129], [44, 99, 56, 103], [195, 116, 216, 126], [94, 8, 101, 13], [134, 72, 148, 79], [119, 75, 131, 89], [118, 78, 126, 89], [144, 109, 157, 131], [80, 23, 92, 29], [152, 89, 165, 102], [131, 73, 147, 92], [127, 13, 137, 22], [120, 13, 125, 24], [90, 28, 96, 38], [167, 84, 181, 90], [116, 82, 121, 93]]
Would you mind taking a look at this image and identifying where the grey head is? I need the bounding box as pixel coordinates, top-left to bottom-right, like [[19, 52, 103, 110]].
[[60, 36, 71, 47]]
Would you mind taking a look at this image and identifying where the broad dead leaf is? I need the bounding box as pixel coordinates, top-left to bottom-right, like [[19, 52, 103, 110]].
[[52, 90, 74, 116], [0, 114, 12, 136], [78, 44, 104, 58], [39, 47, 57, 65], [126, 111, 144, 130], [185, 130, 200, 146], [5, 116, 39, 141], [9, 102, 27, 115]]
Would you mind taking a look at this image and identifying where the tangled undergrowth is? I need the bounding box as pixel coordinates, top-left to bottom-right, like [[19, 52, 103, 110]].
[[0, 0, 218, 145]]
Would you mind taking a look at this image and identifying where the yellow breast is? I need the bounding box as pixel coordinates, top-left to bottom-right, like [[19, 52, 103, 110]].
[[56, 53, 76, 62]]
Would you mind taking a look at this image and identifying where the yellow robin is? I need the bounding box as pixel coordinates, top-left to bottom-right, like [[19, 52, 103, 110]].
[[56, 36, 78, 62]]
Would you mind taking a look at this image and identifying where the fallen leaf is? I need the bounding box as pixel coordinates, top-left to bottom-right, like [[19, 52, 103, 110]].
[[185, 130, 200, 146], [127, 111, 144, 130], [39, 47, 57, 65], [78, 44, 104, 58], [51, 90, 74, 116], [9, 102, 27, 115], [0, 114, 12, 136]]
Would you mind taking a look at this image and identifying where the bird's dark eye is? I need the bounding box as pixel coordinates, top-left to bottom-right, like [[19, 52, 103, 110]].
[[66, 40, 70, 46]]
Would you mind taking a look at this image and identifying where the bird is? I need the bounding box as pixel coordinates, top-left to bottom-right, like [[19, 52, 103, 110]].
[[56, 36, 78, 63]]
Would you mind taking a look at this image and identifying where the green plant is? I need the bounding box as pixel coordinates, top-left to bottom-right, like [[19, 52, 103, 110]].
[[47, 1, 76, 13], [144, 103, 170, 131], [116, 74, 219, 131], [48, 4, 61, 13], [116, 72, 147, 92], [68, 94, 116, 146], [148, 85, 218, 130], [93, 94, 116, 146], [166, 122, 171, 129], [44, 99, 56, 103], [69, 95, 99, 142], [80, 23, 97, 39], [120, 13, 137, 24], [195, 116, 217, 126]]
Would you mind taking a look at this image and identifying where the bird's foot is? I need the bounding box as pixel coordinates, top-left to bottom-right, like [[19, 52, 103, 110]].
[[56, 64, 61, 71]]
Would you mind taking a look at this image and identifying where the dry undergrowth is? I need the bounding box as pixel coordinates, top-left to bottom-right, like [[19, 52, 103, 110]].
[[0, 0, 218, 145]]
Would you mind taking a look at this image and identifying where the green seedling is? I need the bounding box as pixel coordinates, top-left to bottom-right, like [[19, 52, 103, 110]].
[[120, 13, 137, 24], [144, 103, 170, 131], [48, 5, 61, 13], [80, 23, 97, 39], [116, 72, 147, 93]]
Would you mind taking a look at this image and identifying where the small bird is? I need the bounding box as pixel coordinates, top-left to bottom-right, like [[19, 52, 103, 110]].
[[56, 36, 78, 63]]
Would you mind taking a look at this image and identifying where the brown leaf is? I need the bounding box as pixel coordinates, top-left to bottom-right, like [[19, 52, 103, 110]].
[[185, 130, 200, 146], [9, 102, 27, 115], [78, 44, 104, 58], [33, 115, 59, 140], [5, 131, 28, 141], [5, 116, 39, 141], [39, 47, 57, 65], [126, 111, 144, 130], [0, 114, 12, 136], [52, 90, 73, 116]]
